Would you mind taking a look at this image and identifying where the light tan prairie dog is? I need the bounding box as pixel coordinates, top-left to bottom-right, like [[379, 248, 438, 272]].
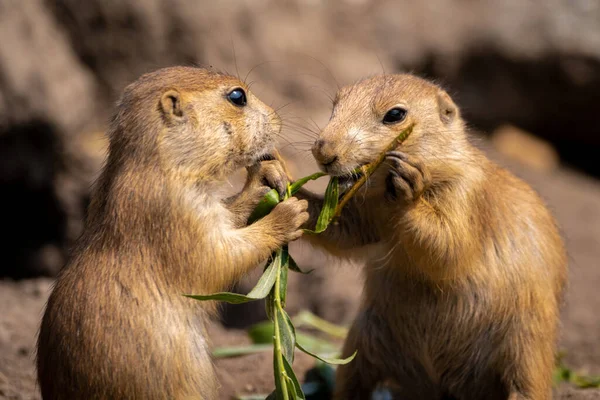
[[36, 66, 308, 400], [297, 74, 567, 399]]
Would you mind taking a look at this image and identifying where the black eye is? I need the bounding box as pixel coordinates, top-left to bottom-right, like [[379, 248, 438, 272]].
[[227, 88, 247, 107], [382, 107, 407, 124]]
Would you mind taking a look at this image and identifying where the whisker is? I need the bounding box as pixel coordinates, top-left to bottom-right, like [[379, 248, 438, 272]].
[[243, 59, 282, 83], [287, 52, 341, 90]]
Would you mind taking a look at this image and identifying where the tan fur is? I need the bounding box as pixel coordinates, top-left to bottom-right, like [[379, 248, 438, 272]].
[[36, 66, 308, 400], [299, 74, 567, 399]]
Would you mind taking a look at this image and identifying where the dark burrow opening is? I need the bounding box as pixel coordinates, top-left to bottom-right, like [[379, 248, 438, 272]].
[[411, 50, 600, 178], [0, 120, 67, 279]]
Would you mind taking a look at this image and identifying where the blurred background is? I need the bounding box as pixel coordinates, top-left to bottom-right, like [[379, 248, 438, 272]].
[[1, 1, 599, 399]]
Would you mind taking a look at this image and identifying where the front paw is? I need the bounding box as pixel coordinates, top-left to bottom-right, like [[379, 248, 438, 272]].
[[385, 151, 431, 203], [247, 160, 290, 198], [268, 197, 309, 242]]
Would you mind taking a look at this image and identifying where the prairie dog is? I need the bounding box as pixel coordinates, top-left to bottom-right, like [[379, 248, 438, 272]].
[[36, 66, 308, 399], [299, 74, 566, 399]]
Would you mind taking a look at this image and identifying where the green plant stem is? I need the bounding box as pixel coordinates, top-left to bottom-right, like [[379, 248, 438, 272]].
[[273, 255, 290, 400], [275, 184, 292, 399], [332, 123, 415, 221]]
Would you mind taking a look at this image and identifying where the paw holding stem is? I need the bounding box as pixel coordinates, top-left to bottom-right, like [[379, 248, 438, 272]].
[[187, 125, 415, 399], [385, 151, 431, 203], [247, 159, 290, 198]]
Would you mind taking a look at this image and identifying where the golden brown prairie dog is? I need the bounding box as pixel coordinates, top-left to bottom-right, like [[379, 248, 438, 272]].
[[36, 66, 308, 400], [299, 74, 567, 399]]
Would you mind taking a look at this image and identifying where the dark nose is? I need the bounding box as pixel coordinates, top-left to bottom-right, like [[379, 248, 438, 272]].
[[312, 139, 338, 166]]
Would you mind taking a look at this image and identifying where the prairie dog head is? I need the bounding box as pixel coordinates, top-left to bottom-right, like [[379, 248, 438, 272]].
[[312, 74, 467, 182], [110, 66, 281, 180]]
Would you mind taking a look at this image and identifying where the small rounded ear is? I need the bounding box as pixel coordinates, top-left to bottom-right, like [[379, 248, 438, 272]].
[[160, 90, 186, 122], [436, 90, 458, 124]]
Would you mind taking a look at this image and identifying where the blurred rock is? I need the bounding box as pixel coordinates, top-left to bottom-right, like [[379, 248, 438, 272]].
[[0, 0, 96, 133], [0, 0, 599, 278], [415, 52, 600, 176], [0, 0, 97, 277], [491, 124, 560, 172], [46, 0, 207, 103]]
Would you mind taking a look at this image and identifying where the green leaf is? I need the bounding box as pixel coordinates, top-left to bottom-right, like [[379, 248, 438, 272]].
[[184, 292, 261, 304], [552, 353, 600, 388], [553, 365, 571, 385], [248, 188, 280, 224], [289, 172, 327, 195], [288, 256, 312, 274], [573, 375, 600, 388], [273, 350, 289, 400], [185, 250, 281, 304], [285, 376, 301, 400], [282, 355, 306, 400], [264, 249, 285, 320], [247, 250, 282, 298], [276, 307, 296, 364], [293, 311, 348, 339], [305, 177, 339, 234], [248, 321, 275, 345], [294, 331, 338, 354], [248, 320, 338, 354], [280, 264, 288, 308], [212, 344, 272, 358], [266, 288, 275, 321], [236, 395, 271, 400], [296, 340, 357, 365], [279, 246, 290, 308]]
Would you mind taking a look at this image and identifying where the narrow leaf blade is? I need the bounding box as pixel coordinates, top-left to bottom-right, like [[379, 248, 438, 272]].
[[273, 351, 289, 400], [293, 310, 348, 339], [276, 307, 296, 364], [296, 340, 357, 365], [282, 355, 306, 400], [289, 172, 327, 195], [288, 255, 312, 274], [246, 251, 281, 298], [184, 292, 260, 304], [212, 344, 271, 358], [294, 331, 338, 354], [185, 251, 279, 304], [247, 188, 280, 224], [266, 288, 275, 321], [314, 177, 339, 233], [279, 246, 290, 307]]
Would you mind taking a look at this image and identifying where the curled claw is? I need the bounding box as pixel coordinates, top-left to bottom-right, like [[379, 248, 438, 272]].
[[384, 151, 430, 202], [248, 160, 289, 198]]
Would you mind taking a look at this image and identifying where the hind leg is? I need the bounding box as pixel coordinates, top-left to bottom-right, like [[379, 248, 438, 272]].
[[334, 321, 381, 400], [500, 321, 557, 400]]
